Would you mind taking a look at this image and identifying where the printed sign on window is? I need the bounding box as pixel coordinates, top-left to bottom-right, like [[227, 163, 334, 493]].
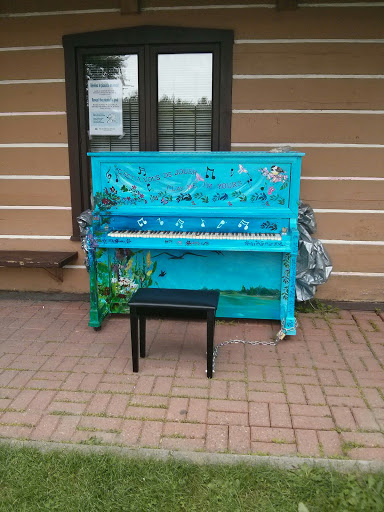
[[88, 80, 123, 136]]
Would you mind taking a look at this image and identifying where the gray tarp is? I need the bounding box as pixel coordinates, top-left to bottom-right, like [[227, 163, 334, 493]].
[[296, 201, 333, 301], [77, 209, 93, 271]]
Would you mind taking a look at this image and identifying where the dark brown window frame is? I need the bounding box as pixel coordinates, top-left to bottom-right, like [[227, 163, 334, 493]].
[[63, 26, 234, 239]]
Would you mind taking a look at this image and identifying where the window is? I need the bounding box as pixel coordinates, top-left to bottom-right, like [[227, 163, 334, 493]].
[[63, 26, 234, 238], [157, 52, 213, 151]]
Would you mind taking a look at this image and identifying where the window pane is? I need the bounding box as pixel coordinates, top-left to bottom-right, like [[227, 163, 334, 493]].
[[157, 53, 213, 151], [85, 55, 139, 152]]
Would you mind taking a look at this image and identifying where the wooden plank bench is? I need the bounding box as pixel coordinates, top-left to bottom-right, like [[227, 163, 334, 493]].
[[0, 251, 78, 283], [128, 288, 220, 378]]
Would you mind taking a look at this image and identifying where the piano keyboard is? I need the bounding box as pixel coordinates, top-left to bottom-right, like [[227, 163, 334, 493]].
[[107, 230, 283, 241]]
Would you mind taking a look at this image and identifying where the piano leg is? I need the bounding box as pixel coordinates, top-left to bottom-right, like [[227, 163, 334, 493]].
[[130, 307, 139, 372], [280, 252, 297, 336], [207, 309, 215, 378], [139, 316, 146, 358], [88, 243, 109, 329], [88, 246, 101, 328]]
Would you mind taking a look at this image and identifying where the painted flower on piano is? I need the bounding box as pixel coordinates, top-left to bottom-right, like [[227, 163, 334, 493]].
[[95, 184, 146, 210], [118, 276, 138, 291], [259, 166, 288, 185], [267, 186, 275, 195]]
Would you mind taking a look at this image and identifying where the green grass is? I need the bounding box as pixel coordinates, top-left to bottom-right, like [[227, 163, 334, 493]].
[[1, 443, 384, 511], [295, 299, 339, 315], [369, 320, 380, 332]]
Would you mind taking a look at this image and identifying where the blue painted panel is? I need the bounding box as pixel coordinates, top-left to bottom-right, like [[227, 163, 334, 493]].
[[98, 160, 290, 209], [150, 249, 282, 319], [89, 152, 304, 218], [104, 247, 282, 320]]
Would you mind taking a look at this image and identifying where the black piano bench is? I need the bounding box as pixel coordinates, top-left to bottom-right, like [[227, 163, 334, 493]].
[[128, 288, 220, 378]]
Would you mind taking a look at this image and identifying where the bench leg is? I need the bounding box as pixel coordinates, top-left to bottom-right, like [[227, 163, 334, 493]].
[[207, 310, 215, 379], [139, 316, 146, 358], [130, 308, 139, 373]]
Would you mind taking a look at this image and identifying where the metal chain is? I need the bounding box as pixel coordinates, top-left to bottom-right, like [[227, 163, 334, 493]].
[[211, 320, 298, 373]]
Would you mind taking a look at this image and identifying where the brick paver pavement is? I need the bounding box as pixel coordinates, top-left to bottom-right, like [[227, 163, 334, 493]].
[[1, 299, 384, 460]]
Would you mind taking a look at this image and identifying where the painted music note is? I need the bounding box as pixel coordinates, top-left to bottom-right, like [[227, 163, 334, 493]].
[[137, 217, 147, 228], [230, 168, 234, 177], [238, 219, 249, 231], [175, 219, 184, 229], [201, 219, 206, 227], [147, 183, 151, 192], [138, 167, 146, 176], [206, 166, 215, 179], [217, 220, 226, 229], [157, 218, 164, 226], [247, 177, 253, 186], [106, 169, 112, 182]]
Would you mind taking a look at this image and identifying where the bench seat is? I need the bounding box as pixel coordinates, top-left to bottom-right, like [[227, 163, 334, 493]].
[[0, 250, 78, 282], [128, 288, 220, 378]]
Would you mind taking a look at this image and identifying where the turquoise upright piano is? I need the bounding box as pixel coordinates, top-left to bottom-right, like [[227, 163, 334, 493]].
[[86, 151, 304, 335]]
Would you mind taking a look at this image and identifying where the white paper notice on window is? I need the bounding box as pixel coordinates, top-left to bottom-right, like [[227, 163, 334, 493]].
[[88, 80, 123, 136]]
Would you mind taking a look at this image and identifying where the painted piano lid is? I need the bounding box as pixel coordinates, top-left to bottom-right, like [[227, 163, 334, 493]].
[[88, 151, 304, 216], [87, 151, 305, 158]]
